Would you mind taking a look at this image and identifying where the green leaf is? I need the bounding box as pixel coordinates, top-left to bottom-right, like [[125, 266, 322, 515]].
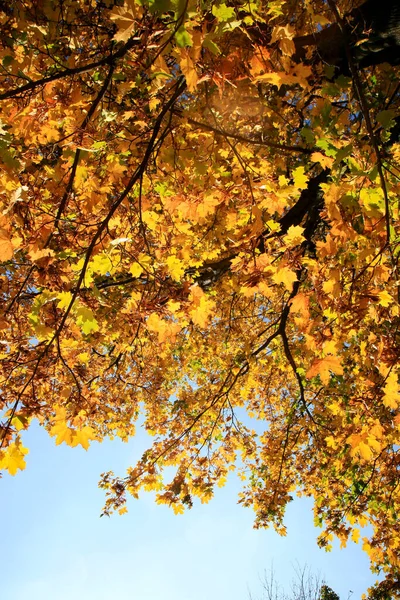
[[2, 55, 13, 68], [75, 305, 100, 335], [0, 145, 20, 169], [212, 3, 235, 21], [377, 109, 396, 130], [316, 138, 337, 157], [203, 36, 220, 55], [301, 127, 315, 144], [147, 0, 172, 13], [334, 144, 353, 163], [175, 26, 193, 47]]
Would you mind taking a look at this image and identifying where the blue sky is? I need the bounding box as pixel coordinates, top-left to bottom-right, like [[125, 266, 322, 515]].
[[1, 422, 378, 600]]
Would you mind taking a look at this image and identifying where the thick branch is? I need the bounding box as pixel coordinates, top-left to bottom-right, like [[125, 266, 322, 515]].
[[0, 37, 138, 101], [187, 118, 314, 155]]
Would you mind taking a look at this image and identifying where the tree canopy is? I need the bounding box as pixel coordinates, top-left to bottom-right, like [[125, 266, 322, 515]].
[[1, 1, 400, 596]]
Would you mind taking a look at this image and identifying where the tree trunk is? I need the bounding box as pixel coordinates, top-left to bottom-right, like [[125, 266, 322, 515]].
[[294, 0, 400, 72]]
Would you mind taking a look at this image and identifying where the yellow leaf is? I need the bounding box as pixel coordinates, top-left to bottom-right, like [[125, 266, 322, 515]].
[[328, 401, 344, 416], [109, 0, 139, 43], [167, 300, 181, 313], [142, 210, 159, 230], [283, 225, 305, 247], [77, 352, 90, 364], [75, 305, 100, 335], [166, 255, 185, 282], [149, 96, 160, 112], [271, 25, 296, 56], [325, 435, 338, 449], [0, 441, 29, 475], [306, 355, 344, 384], [197, 192, 220, 218], [11, 415, 30, 432], [358, 441, 373, 461], [367, 436, 381, 453], [147, 312, 166, 334], [311, 152, 334, 169], [255, 72, 283, 87], [130, 262, 143, 277], [57, 291, 73, 310], [71, 426, 97, 450], [382, 371, 399, 409], [266, 219, 281, 233], [190, 290, 216, 328], [351, 528, 361, 544], [28, 247, 55, 262], [347, 433, 362, 449], [50, 419, 74, 446], [293, 166, 308, 190], [147, 313, 180, 343], [279, 37, 295, 56], [90, 252, 113, 276], [272, 267, 297, 291], [322, 279, 336, 294], [178, 51, 198, 92], [378, 290, 393, 307], [172, 503, 185, 515]]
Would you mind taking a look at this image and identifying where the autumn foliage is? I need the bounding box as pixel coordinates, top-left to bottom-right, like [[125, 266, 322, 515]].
[[1, 0, 400, 595]]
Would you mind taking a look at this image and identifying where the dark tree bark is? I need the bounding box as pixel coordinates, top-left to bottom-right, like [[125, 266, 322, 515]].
[[294, 0, 400, 73]]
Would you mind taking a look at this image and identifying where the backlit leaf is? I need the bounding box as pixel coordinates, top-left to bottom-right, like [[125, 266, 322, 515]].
[[306, 355, 344, 385], [0, 441, 29, 475]]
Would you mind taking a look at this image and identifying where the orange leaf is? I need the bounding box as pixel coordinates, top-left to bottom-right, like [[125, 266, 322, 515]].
[[306, 355, 344, 384], [0, 228, 13, 261]]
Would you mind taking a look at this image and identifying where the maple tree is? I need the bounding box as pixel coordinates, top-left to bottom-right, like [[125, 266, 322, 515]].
[[0, 0, 400, 596]]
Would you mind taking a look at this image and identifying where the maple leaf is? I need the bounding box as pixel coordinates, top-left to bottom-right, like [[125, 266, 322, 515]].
[[191, 295, 215, 327], [178, 51, 198, 93], [382, 371, 399, 409], [325, 435, 338, 449], [378, 290, 393, 307], [75, 305, 100, 335], [55, 426, 74, 446], [351, 528, 361, 544], [306, 355, 344, 385], [147, 313, 168, 341], [212, 3, 235, 21], [50, 419, 74, 446], [311, 151, 334, 169], [0, 227, 13, 261], [271, 25, 296, 56], [272, 267, 297, 291], [70, 426, 97, 450], [172, 503, 185, 515], [255, 72, 284, 87], [289, 293, 309, 314], [166, 255, 185, 282], [57, 291, 73, 310], [0, 441, 29, 475], [110, 1, 139, 43], [283, 225, 305, 247], [292, 166, 308, 190], [348, 435, 374, 462], [130, 262, 143, 277]]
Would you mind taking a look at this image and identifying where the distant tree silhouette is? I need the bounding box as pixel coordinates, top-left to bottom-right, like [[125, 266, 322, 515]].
[[319, 584, 340, 600], [248, 565, 341, 600]]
